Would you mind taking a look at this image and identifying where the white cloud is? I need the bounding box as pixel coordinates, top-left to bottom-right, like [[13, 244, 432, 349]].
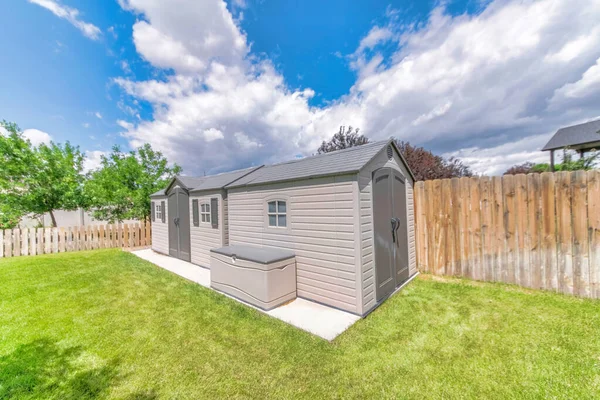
[[116, 119, 134, 130], [203, 128, 224, 142], [83, 150, 106, 172], [22, 129, 53, 146], [115, 0, 600, 176], [28, 0, 101, 40], [82, 122, 90, 128], [94, 112, 102, 119]]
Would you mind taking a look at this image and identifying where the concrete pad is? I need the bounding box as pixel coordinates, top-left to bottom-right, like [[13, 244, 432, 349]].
[[132, 249, 360, 340]]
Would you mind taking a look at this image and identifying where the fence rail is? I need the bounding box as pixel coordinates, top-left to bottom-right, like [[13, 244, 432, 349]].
[[0, 222, 151, 258], [414, 170, 600, 298]]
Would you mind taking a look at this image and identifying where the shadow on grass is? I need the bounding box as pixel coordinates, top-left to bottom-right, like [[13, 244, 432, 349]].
[[0, 338, 121, 399]]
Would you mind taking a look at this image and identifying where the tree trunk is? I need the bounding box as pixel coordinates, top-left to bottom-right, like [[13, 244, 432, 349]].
[[49, 210, 57, 227]]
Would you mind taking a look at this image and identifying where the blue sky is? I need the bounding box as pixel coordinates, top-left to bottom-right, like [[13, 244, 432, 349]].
[[1, 0, 599, 175]]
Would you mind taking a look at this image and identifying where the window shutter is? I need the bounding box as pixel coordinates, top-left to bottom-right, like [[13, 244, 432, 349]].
[[151, 201, 155, 222], [211, 197, 218, 228], [192, 199, 199, 226], [161, 201, 165, 223]]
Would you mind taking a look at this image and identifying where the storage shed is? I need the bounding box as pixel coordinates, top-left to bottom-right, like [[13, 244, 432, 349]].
[[150, 139, 417, 316]]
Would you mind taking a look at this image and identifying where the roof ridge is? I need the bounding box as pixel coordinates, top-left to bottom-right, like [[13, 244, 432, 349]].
[[258, 139, 390, 169]]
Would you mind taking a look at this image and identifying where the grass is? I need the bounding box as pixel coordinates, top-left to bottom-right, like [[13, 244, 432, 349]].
[[1, 249, 599, 399]]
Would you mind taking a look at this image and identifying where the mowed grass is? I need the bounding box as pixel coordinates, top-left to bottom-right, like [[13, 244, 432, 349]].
[[1, 250, 599, 399]]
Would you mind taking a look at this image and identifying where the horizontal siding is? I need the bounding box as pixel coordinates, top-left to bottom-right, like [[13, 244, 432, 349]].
[[151, 196, 169, 254], [189, 191, 224, 268], [359, 147, 417, 313], [228, 175, 359, 313]]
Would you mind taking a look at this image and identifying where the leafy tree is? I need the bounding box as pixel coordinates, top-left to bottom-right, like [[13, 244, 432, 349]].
[[85, 144, 181, 223], [0, 121, 85, 227], [504, 150, 599, 175], [317, 126, 369, 154], [394, 140, 473, 181]]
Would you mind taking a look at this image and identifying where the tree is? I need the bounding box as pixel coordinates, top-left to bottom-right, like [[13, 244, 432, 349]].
[[504, 150, 599, 175], [317, 126, 369, 154], [0, 121, 85, 227], [394, 140, 473, 181], [85, 144, 181, 223]]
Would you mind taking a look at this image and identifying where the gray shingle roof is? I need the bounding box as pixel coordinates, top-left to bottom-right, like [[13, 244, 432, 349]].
[[150, 166, 261, 197], [227, 139, 397, 188], [542, 119, 600, 151]]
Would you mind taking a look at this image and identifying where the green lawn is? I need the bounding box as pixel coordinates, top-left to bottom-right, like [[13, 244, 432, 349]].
[[1, 250, 599, 399]]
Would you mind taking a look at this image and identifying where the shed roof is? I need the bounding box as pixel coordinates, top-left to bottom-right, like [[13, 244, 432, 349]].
[[227, 139, 410, 188], [150, 166, 261, 197], [542, 119, 600, 151]]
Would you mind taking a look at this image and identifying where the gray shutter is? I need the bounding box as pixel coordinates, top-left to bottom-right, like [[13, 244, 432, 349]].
[[161, 201, 165, 223], [151, 201, 155, 222], [192, 199, 199, 226], [211, 197, 218, 228]]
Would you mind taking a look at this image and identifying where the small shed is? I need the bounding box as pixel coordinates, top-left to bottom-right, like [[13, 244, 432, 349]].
[[149, 139, 417, 316], [542, 119, 600, 170]]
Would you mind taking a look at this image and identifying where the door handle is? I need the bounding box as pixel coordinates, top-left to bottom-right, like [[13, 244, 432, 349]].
[[174, 217, 179, 226], [391, 218, 397, 243]]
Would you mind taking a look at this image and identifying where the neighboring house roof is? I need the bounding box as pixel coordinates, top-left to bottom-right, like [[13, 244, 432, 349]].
[[150, 166, 261, 197], [542, 119, 600, 151], [227, 139, 414, 188]]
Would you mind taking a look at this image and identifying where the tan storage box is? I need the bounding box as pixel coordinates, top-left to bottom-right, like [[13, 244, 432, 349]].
[[210, 245, 296, 310]]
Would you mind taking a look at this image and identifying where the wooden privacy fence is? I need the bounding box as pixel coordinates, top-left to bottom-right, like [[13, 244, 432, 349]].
[[0, 222, 152, 258], [414, 170, 600, 299]]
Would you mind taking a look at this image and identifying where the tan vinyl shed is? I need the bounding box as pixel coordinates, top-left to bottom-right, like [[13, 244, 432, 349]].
[[149, 139, 417, 316]]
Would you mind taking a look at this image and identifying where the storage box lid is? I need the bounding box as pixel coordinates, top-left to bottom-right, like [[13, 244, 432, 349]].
[[210, 245, 295, 264]]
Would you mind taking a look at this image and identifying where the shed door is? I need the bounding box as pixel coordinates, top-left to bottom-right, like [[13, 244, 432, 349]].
[[168, 188, 191, 262], [373, 168, 395, 302], [392, 170, 410, 287]]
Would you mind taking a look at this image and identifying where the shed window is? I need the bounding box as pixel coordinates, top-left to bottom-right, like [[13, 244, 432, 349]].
[[267, 200, 287, 227], [201, 203, 211, 223], [155, 203, 163, 221]]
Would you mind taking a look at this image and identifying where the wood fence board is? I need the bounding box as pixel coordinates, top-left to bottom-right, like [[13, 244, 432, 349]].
[[588, 170, 600, 298], [459, 177, 471, 277], [99, 225, 105, 249], [37, 228, 44, 255], [572, 171, 589, 297], [13, 229, 20, 257], [441, 179, 452, 275], [451, 178, 462, 276], [52, 228, 59, 253], [135, 223, 141, 247], [124, 224, 129, 249], [4, 230, 12, 258], [44, 228, 51, 254], [540, 172, 558, 291], [502, 175, 517, 284], [480, 176, 493, 281], [491, 176, 504, 282], [146, 222, 151, 246], [424, 180, 434, 274], [469, 177, 482, 280], [431, 180, 442, 274], [21, 228, 29, 256], [59, 228, 65, 253], [140, 222, 146, 247], [30, 228, 36, 256], [556, 171, 573, 294], [515, 174, 529, 287], [527, 174, 542, 289]]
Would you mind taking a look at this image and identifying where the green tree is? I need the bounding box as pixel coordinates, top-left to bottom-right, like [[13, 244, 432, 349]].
[[504, 150, 599, 175], [0, 121, 85, 228], [85, 144, 181, 223], [317, 126, 369, 154]]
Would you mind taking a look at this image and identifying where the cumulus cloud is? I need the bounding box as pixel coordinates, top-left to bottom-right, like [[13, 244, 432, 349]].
[[22, 129, 53, 146], [28, 0, 101, 40], [83, 150, 106, 172], [115, 0, 600, 176]]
